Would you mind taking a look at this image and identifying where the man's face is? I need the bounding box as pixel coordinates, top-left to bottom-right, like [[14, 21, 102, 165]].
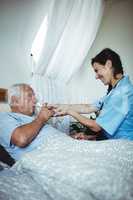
[[17, 86, 36, 116], [92, 60, 113, 86]]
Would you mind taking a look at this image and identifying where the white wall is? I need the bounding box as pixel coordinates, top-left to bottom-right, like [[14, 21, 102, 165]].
[[0, 0, 133, 103], [0, 0, 48, 88], [67, 0, 133, 103]]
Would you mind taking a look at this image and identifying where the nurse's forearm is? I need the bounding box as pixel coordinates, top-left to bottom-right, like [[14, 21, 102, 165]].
[[69, 104, 98, 114], [68, 110, 101, 132], [54, 104, 98, 114]]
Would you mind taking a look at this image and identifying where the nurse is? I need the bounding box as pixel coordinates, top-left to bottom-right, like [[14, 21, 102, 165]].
[[54, 48, 133, 140]]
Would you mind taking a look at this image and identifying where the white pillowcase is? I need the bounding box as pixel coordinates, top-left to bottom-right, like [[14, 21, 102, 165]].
[[0, 103, 10, 112]]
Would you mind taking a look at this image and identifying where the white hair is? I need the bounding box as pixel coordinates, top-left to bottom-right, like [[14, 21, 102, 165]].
[[8, 83, 30, 105]]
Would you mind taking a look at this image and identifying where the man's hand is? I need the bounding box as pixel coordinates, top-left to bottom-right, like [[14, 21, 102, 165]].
[[38, 103, 55, 122]]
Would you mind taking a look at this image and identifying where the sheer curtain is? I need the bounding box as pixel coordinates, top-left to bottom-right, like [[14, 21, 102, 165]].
[[31, 0, 105, 104]]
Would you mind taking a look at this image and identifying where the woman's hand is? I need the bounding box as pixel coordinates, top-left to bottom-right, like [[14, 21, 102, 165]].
[[52, 105, 71, 116], [70, 132, 96, 140]]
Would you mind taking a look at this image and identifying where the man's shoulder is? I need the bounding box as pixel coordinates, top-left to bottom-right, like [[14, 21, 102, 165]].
[[0, 112, 18, 117], [0, 112, 34, 132], [0, 112, 32, 121], [0, 112, 16, 123], [0, 112, 10, 118]]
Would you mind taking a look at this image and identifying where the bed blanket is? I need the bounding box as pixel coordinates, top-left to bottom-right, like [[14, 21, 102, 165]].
[[0, 132, 133, 200]]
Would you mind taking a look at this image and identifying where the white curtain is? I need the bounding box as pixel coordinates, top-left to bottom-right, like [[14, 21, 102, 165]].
[[31, 0, 105, 104]]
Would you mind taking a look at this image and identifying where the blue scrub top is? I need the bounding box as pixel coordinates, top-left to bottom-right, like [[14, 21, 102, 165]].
[[93, 76, 133, 140]]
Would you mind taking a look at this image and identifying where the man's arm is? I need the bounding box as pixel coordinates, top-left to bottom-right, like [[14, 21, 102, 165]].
[[11, 106, 54, 148]]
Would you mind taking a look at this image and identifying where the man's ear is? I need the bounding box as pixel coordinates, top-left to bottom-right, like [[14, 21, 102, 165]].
[[105, 59, 112, 69], [11, 96, 19, 106]]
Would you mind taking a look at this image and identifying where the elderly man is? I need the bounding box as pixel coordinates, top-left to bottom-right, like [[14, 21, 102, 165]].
[[0, 83, 61, 161]]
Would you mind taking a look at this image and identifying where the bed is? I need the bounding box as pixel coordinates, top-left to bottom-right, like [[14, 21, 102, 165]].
[[0, 88, 133, 200], [0, 132, 133, 200]]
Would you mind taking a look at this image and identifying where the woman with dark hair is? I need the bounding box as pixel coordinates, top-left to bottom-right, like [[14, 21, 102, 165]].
[[91, 48, 124, 94], [54, 48, 133, 140]]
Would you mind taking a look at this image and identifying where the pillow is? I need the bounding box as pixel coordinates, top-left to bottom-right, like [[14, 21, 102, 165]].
[[0, 103, 10, 112]]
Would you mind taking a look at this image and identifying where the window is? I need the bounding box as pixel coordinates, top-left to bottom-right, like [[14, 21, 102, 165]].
[[31, 16, 48, 63]]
